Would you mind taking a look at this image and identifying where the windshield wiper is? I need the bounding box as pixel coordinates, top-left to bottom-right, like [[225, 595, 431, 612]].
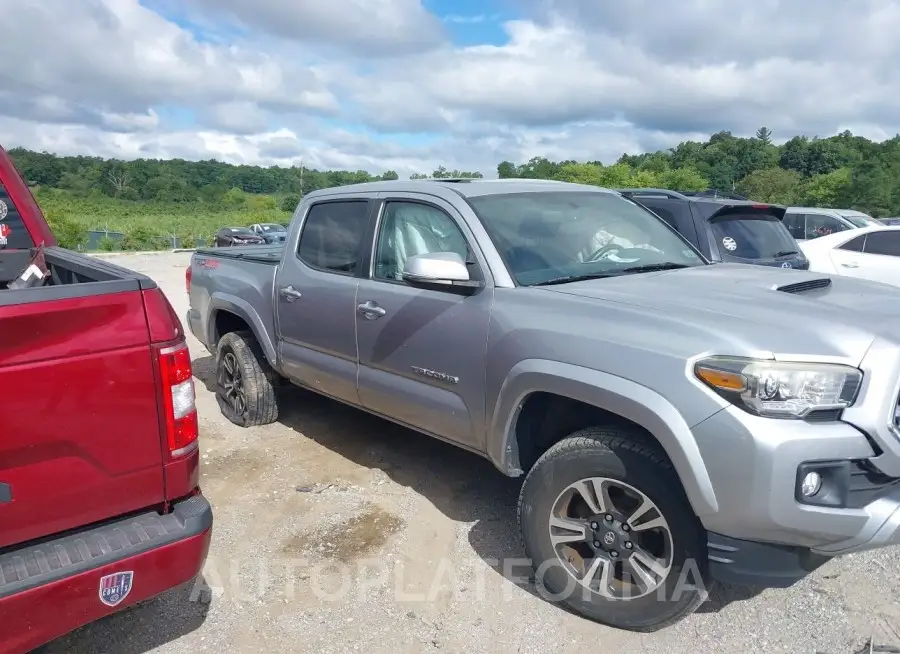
[[531, 272, 620, 286], [773, 250, 798, 257], [533, 263, 692, 286], [620, 262, 691, 274]]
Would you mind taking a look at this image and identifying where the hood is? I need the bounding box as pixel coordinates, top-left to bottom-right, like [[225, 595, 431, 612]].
[[539, 264, 900, 364]]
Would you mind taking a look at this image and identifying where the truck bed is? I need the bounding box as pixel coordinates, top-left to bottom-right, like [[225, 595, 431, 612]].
[[0, 246, 157, 307], [187, 246, 280, 364]]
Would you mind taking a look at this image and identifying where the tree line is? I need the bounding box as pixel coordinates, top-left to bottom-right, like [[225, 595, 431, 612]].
[[8, 126, 900, 220], [496, 127, 900, 216], [7, 149, 484, 212]]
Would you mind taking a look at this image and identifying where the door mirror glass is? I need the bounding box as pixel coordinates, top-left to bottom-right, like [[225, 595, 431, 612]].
[[402, 252, 481, 291]]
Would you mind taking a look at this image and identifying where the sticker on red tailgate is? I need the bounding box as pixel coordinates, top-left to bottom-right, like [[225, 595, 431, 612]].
[[99, 571, 134, 607]]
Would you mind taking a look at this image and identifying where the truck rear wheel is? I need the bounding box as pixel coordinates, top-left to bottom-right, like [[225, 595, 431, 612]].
[[215, 330, 279, 427], [517, 427, 708, 632]]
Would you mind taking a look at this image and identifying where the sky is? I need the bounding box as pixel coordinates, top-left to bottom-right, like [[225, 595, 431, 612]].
[[1, 0, 899, 178]]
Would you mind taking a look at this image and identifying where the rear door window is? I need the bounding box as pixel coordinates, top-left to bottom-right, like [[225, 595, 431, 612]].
[[709, 214, 799, 261], [297, 200, 370, 274], [863, 232, 900, 257], [0, 182, 33, 250]]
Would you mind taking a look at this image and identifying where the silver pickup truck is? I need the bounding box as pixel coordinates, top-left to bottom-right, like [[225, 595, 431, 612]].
[[187, 179, 900, 631]]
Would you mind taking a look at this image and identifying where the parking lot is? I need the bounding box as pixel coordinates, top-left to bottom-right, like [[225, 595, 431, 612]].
[[41, 251, 900, 654]]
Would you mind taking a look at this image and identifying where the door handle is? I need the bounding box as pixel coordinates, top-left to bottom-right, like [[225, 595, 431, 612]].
[[840, 262, 859, 268], [357, 301, 386, 319], [279, 285, 303, 301]]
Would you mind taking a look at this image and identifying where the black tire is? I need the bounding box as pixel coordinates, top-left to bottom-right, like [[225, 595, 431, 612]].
[[518, 426, 708, 632], [215, 330, 279, 427]]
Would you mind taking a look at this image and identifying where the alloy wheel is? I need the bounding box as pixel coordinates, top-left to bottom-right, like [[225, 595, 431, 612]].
[[547, 477, 674, 600], [218, 351, 246, 417]]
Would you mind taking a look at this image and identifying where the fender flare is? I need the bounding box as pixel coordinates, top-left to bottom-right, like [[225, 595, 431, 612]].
[[488, 359, 718, 517], [206, 293, 278, 368]]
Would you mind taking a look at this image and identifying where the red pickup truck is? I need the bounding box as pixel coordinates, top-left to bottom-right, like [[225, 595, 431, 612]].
[[0, 146, 212, 653]]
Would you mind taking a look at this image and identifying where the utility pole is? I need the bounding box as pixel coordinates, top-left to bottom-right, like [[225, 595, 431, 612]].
[[299, 158, 304, 196]]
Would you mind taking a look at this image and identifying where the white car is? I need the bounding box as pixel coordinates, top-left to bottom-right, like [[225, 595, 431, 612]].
[[799, 225, 900, 287]]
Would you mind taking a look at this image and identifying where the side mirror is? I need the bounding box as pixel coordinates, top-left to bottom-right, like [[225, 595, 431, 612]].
[[401, 252, 482, 293]]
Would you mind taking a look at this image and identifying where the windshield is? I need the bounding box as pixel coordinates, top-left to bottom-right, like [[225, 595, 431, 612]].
[[840, 213, 879, 228], [230, 228, 256, 236], [467, 191, 705, 286], [709, 215, 798, 260], [260, 224, 286, 232]]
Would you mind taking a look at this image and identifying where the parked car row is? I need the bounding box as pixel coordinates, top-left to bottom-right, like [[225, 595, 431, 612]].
[[212, 223, 287, 247], [186, 177, 900, 634]]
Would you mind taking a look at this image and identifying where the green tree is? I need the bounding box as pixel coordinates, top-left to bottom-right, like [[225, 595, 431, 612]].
[[755, 126, 773, 144], [736, 167, 802, 204], [799, 167, 853, 208], [553, 162, 605, 185], [497, 161, 517, 178], [280, 194, 300, 212], [656, 166, 709, 192], [44, 209, 88, 250]]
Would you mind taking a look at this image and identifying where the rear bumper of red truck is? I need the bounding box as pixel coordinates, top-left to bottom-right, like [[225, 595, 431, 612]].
[[0, 494, 213, 654]]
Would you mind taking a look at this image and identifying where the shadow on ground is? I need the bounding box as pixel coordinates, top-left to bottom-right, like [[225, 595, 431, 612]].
[[39, 577, 211, 654], [193, 354, 760, 622]]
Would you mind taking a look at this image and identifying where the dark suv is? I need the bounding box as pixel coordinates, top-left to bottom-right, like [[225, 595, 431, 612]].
[[616, 189, 808, 270]]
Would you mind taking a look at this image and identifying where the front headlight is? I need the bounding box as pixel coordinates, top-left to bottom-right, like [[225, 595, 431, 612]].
[[694, 356, 863, 419]]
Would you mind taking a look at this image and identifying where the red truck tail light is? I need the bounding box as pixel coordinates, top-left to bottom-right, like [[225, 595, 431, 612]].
[[185, 265, 192, 294], [157, 341, 199, 457]]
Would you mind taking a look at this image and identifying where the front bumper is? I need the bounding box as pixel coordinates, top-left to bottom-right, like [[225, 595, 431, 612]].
[[0, 495, 213, 654], [692, 404, 900, 551], [706, 492, 900, 588]]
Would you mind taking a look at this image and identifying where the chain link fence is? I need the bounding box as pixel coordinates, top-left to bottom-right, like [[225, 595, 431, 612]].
[[82, 229, 211, 252]]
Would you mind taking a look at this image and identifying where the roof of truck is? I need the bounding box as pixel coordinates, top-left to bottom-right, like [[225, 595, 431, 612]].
[[303, 178, 619, 199]]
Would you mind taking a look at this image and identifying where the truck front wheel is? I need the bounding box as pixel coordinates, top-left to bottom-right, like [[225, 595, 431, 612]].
[[517, 427, 708, 631], [215, 330, 279, 427]]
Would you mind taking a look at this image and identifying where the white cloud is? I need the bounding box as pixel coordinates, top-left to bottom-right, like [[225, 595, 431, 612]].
[[2, 0, 900, 178], [443, 14, 495, 24], [182, 0, 446, 56]]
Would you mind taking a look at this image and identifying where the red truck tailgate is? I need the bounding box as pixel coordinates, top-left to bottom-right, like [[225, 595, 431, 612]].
[[0, 290, 166, 548]]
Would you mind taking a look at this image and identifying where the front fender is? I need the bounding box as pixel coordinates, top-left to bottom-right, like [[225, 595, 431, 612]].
[[207, 293, 278, 368], [489, 359, 718, 517]]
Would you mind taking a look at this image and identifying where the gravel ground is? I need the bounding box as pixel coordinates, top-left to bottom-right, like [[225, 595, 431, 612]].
[[39, 251, 900, 654]]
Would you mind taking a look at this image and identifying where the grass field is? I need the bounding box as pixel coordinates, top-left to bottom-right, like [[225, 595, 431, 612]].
[[34, 188, 294, 250]]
